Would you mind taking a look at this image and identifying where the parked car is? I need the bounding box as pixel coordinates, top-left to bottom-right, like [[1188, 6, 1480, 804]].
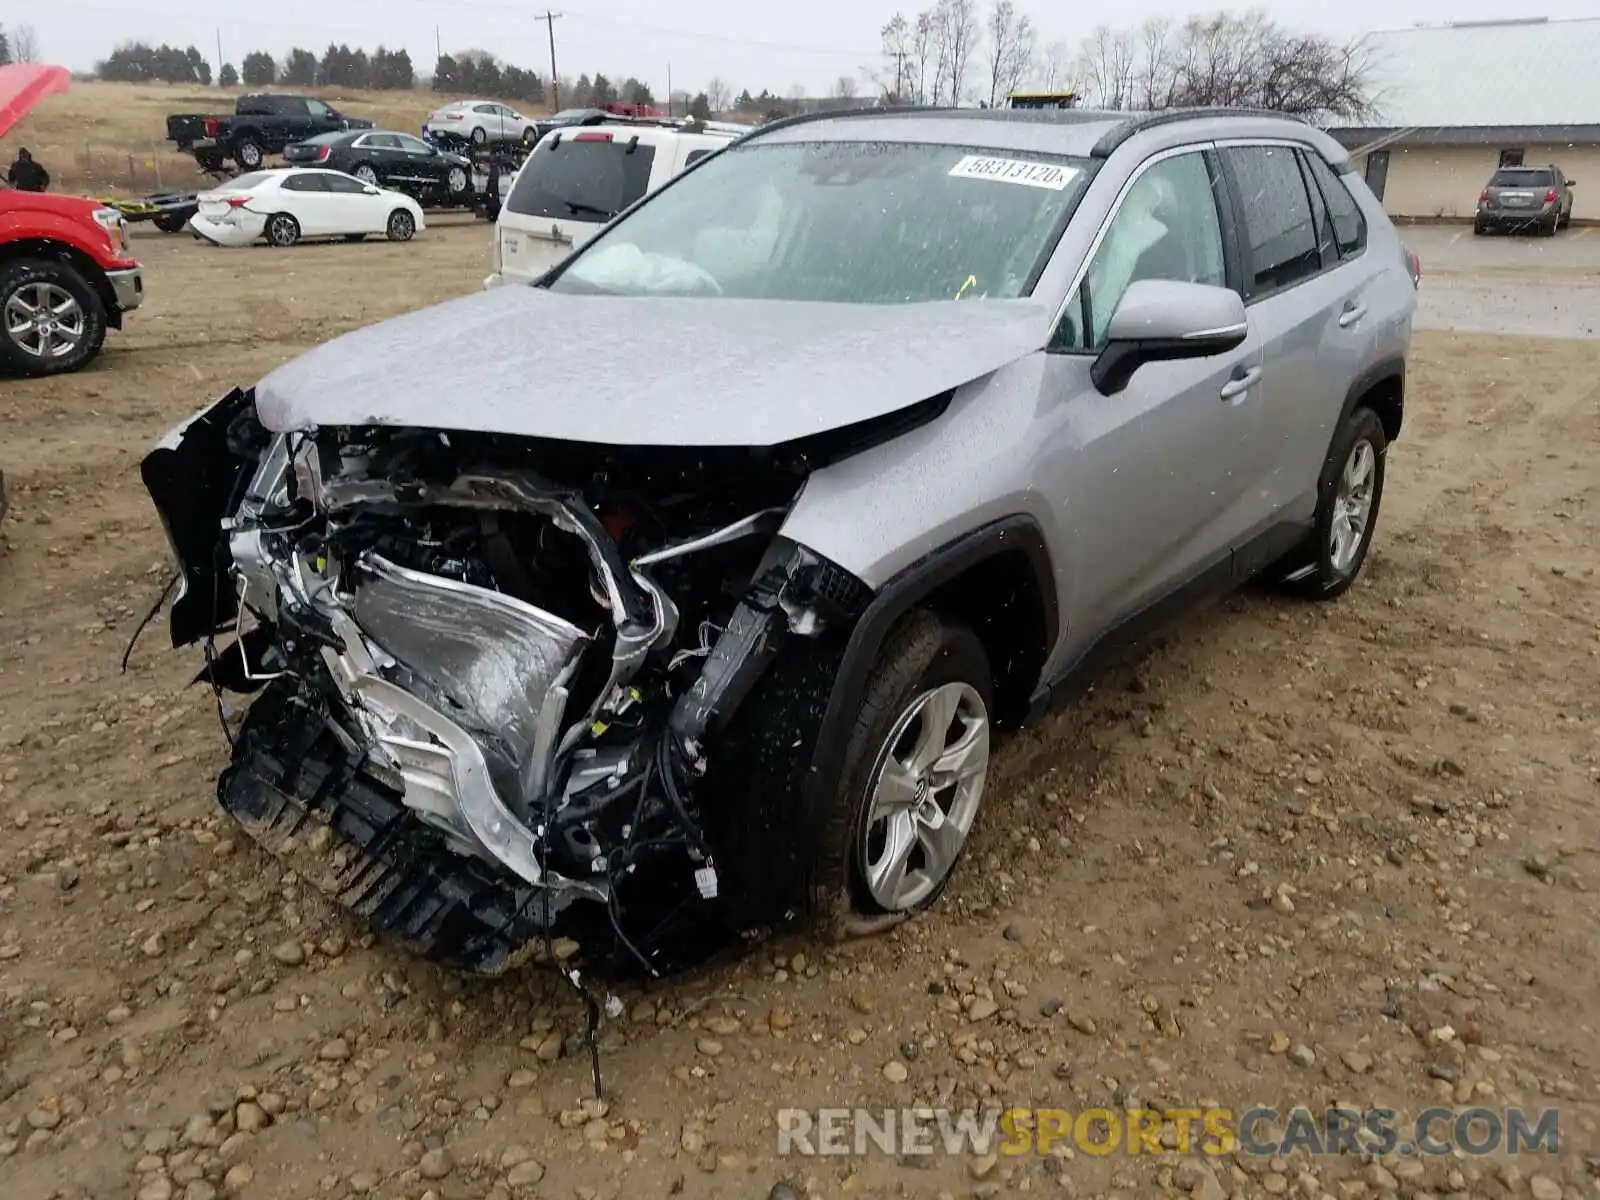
[[187, 168, 425, 247], [140, 107, 1417, 975], [1, 181, 144, 375], [166, 94, 374, 171], [1475, 163, 1576, 236], [486, 120, 738, 286], [284, 130, 474, 207], [423, 100, 540, 148]]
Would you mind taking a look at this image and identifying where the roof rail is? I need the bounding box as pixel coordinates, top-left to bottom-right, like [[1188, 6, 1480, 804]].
[[1089, 106, 1308, 157]]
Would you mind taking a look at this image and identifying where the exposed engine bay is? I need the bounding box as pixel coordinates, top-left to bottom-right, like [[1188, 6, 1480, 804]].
[[139, 387, 896, 977]]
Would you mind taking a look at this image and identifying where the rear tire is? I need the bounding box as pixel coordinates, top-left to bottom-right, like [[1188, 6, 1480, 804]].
[[352, 164, 379, 187], [0, 259, 109, 378], [1541, 215, 1559, 237], [470, 126, 488, 147], [386, 209, 416, 242], [1274, 406, 1388, 600], [265, 213, 300, 247], [234, 138, 264, 170]]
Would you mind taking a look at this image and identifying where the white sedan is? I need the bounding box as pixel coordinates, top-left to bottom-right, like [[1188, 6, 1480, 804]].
[[423, 100, 538, 147], [188, 168, 427, 248]]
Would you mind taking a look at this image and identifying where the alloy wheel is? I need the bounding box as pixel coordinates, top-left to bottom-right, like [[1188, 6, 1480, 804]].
[[4, 282, 86, 361], [858, 682, 990, 911], [1329, 439, 1376, 574]]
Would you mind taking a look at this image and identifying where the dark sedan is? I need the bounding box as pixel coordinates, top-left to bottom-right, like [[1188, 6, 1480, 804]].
[[284, 130, 474, 207]]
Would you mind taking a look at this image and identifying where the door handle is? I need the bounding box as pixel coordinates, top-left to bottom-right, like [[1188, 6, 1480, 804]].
[[1219, 365, 1262, 401], [1337, 304, 1368, 328]]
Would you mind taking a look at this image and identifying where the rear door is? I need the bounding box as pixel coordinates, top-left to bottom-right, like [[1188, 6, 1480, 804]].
[[1216, 142, 1362, 544], [356, 134, 408, 189], [497, 130, 659, 274], [280, 171, 335, 235]]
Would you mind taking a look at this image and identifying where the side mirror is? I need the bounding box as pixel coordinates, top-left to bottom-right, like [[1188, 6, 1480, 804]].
[[1090, 279, 1249, 396], [363, 185, 380, 196]]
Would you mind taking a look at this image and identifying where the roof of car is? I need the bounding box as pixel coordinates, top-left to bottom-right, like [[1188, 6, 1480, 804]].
[[740, 105, 1334, 162]]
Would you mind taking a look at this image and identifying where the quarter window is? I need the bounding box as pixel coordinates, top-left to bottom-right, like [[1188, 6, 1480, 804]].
[[1302, 151, 1367, 260], [1054, 151, 1225, 352], [1222, 145, 1322, 295]]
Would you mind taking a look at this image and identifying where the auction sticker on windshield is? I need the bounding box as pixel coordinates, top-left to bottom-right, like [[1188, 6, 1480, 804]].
[[948, 155, 1079, 190]]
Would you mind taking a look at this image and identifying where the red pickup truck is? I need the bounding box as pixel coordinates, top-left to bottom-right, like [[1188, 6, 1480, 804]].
[[0, 185, 145, 375]]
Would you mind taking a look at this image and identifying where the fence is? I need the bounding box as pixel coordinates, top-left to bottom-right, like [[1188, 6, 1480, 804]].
[[50, 142, 214, 194]]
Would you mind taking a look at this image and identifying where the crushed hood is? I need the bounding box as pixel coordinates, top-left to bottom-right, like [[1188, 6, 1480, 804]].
[[254, 285, 1053, 447]]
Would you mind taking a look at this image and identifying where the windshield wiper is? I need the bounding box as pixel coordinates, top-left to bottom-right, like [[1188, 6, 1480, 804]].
[[565, 201, 615, 219]]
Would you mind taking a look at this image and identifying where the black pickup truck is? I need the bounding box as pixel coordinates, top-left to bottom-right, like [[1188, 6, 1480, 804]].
[[166, 94, 373, 171]]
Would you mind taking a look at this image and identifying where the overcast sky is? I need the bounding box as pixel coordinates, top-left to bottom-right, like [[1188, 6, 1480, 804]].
[[19, 0, 1600, 97]]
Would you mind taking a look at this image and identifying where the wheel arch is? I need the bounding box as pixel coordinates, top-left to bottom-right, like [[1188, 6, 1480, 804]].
[[799, 515, 1058, 820], [1344, 355, 1404, 444], [0, 242, 119, 329]]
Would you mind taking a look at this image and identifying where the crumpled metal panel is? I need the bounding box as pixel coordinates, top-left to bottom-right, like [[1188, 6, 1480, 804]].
[[352, 554, 588, 807]]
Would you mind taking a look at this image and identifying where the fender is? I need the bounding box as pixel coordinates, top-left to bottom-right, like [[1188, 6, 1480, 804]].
[[797, 515, 1058, 838], [0, 210, 129, 269]]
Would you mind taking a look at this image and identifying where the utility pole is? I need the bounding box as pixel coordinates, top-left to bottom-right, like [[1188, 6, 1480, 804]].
[[540, 11, 563, 110], [666, 63, 672, 116], [434, 26, 442, 63], [216, 28, 224, 83]]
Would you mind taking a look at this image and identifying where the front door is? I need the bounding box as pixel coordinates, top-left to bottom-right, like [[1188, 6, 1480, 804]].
[[1037, 147, 1266, 653]]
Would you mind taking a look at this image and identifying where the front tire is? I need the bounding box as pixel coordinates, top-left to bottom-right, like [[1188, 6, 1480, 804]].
[[0, 259, 109, 377], [446, 166, 469, 197], [1276, 407, 1388, 599], [265, 213, 300, 247], [386, 209, 416, 242]]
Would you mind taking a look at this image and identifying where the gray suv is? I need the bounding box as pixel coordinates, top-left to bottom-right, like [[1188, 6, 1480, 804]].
[[1475, 163, 1576, 236], [141, 107, 1418, 974]]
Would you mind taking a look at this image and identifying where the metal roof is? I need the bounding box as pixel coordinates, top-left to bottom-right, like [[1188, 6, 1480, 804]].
[[1356, 17, 1600, 129]]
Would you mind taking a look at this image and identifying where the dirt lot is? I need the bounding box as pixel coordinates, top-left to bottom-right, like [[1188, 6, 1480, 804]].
[[1, 221, 1598, 1200]]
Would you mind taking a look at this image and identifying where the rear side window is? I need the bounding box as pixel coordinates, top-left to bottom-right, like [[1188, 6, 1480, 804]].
[[1491, 168, 1552, 187], [506, 139, 657, 222], [1222, 146, 1321, 295], [1302, 152, 1367, 259]]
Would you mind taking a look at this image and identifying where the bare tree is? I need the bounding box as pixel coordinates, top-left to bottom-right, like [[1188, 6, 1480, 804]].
[[1077, 24, 1136, 109], [874, 13, 914, 103], [1116, 10, 1373, 119], [831, 75, 859, 100], [1038, 39, 1076, 92], [13, 23, 39, 62], [984, 0, 1035, 107], [931, 0, 979, 105], [910, 11, 936, 105], [704, 76, 731, 112]]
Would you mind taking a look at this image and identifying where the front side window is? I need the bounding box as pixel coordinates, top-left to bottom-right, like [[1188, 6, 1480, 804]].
[[395, 135, 432, 154], [548, 141, 1095, 302], [1053, 151, 1225, 352], [1224, 145, 1321, 295], [282, 173, 326, 193], [323, 174, 368, 194]]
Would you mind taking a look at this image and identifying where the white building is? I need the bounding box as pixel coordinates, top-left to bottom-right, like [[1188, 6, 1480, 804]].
[[1328, 17, 1600, 223]]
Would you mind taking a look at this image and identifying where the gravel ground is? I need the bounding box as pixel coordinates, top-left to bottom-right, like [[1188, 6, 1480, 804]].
[[1, 219, 1597, 1200]]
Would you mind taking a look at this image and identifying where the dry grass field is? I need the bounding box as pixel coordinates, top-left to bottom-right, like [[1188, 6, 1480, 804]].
[[8, 80, 552, 193]]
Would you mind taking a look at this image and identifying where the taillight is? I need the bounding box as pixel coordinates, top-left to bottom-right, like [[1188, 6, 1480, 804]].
[[573, 131, 613, 142], [226, 196, 251, 208], [1403, 247, 1421, 288], [317, 145, 331, 162], [204, 117, 219, 137], [1544, 187, 1559, 203], [1478, 187, 1489, 203]]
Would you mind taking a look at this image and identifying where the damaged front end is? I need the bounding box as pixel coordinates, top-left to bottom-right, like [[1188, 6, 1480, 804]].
[[141, 387, 874, 974]]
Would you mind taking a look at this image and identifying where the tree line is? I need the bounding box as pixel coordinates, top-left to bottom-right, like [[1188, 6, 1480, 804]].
[[874, 2, 1370, 118], [0, 22, 40, 64]]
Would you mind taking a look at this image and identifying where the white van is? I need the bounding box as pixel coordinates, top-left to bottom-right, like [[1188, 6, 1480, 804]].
[[484, 121, 743, 288]]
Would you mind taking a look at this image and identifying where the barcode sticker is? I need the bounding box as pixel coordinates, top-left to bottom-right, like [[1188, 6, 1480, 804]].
[[947, 155, 1079, 191]]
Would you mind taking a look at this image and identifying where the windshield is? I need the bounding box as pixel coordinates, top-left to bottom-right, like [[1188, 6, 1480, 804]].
[[552, 109, 596, 120], [547, 141, 1094, 303]]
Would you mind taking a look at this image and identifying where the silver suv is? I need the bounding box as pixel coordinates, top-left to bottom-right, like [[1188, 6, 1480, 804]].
[[141, 107, 1418, 974]]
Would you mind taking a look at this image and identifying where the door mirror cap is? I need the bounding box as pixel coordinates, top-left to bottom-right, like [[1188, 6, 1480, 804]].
[[1090, 279, 1249, 396], [363, 185, 381, 195]]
